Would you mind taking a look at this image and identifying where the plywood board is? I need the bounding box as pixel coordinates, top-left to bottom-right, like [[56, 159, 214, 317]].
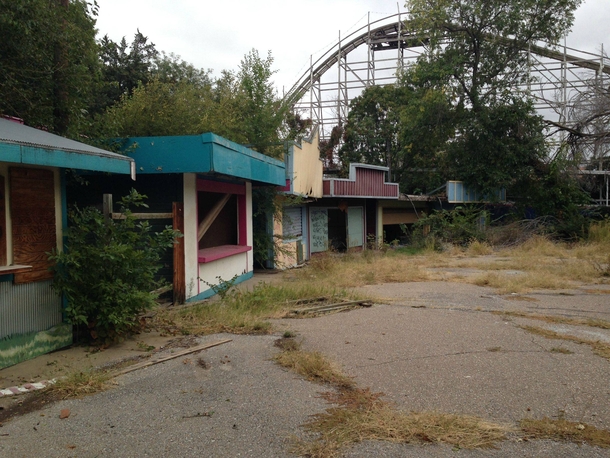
[[10, 168, 56, 284]]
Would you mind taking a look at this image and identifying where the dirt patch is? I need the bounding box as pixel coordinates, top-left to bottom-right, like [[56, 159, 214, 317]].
[[0, 330, 177, 409]]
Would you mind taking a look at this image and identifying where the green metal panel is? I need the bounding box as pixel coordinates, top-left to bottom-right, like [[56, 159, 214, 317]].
[[0, 323, 72, 369], [347, 207, 364, 248]]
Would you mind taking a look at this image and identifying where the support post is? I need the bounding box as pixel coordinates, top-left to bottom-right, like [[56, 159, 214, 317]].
[[103, 194, 113, 222], [173, 202, 186, 304]]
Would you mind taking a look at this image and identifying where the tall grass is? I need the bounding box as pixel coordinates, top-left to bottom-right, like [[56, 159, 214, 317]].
[[155, 283, 359, 335]]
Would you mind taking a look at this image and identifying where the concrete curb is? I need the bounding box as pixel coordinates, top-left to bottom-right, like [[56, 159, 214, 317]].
[[0, 379, 56, 397]]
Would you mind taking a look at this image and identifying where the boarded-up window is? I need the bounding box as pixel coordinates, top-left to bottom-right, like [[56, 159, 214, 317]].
[[10, 168, 56, 283], [282, 207, 302, 239]]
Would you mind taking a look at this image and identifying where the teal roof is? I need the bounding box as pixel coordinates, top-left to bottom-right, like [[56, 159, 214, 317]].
[[123, 133, 285, 186], [0, 119, 133, 174]]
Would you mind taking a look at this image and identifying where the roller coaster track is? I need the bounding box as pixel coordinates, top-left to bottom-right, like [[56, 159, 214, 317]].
[[285, 12, 610, 148]]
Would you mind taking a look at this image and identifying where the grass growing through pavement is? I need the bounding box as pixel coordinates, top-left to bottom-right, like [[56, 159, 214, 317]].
[[154, 283, 361, 336], [520, 325, 610, 361], [494, 311, 610, 330], [295, 391, 511, 457], [272, 338, 355, 389], [278, 234, 610, 295], [520, 418, 610, 448], [273, 337, 511, 457], [47, 370, 111, 399]]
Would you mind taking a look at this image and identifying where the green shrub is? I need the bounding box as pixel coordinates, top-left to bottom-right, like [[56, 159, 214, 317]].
[[412, 206, 487, 249], [50, 190, 179, 342]]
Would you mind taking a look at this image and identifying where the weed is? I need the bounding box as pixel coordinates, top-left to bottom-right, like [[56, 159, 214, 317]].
[[520, 417, 610, 448], [273, 348, 355, 389], [591, 254, 610, 277], [136, 341, 155, 352], [48, 370, 111, 399], [486, 346, 503, 352], [200, 275, 238, 299], [467, 240, 493, 256], [283, 330, 297, 338], [495, 311, 610, 330], [155, 282, 357, 336], [550, 347, 573, 354], [293, 388, 511, 457], [520, 325, 610, 361], [587, 219, 610, 244], [274, 337, 301, 352]]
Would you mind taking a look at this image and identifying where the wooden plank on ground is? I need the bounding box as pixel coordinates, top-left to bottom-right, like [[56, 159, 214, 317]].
[[290, 300, 373, 315], [110, 339, 232, 377]]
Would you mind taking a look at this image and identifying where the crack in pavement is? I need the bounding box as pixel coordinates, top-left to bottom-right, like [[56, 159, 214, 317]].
[[355, 349, 546, 368]]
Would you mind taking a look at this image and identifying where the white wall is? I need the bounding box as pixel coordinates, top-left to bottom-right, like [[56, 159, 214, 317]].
[[198, 252, 249, 290], [183, 173, 199, 299], [245, 181, 253, 272]]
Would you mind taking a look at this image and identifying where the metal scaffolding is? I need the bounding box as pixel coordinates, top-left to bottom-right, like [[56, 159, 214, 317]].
[[284, 12, 610, 203]]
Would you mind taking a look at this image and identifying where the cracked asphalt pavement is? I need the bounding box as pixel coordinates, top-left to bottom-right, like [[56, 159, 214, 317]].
[[1, 281, 610, 457]]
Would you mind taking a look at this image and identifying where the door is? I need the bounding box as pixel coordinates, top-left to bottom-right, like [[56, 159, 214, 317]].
[[310, 208, 328, 253], [347, 207, 364, 248]]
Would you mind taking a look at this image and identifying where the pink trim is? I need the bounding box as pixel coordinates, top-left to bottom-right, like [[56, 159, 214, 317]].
[[278, 178, 291, 192], [197, 178, 246, 195], [198, 245, 252, 263], [238, 195, 247, 246]]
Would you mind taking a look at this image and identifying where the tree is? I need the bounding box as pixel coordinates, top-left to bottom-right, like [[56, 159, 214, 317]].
[[340, 85, 410, 182], [95, 31, 159, 114], [237, 49, 288, 157], [99, 79, 212, 137], [406, 0, 583, 111], [0, 0, 99, 135], [339, 67, 453, 194], [404, 0, 583, 194], [152, 52, 212, 88]]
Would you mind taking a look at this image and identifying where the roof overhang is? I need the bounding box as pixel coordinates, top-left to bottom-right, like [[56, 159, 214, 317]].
[[0, 119, 134, 176], [122, 133, 285, 186]]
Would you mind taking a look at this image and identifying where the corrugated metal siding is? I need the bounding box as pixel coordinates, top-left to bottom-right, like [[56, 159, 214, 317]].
[[324, 168, 399, 198], [0, 280, 62, 339]]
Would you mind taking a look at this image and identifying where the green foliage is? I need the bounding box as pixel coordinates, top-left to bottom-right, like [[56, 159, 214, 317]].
[[50, 190, 179, 342], [100, 79, 212, 137], [406, 0, 583, 110], [95, 31, 159, 115], [412, 206, 488, 248], [402, 0, 583, 196], [200, 275, 238, 299], [340, 85, 410, 182], [448, 99, 547, 195], [0, 0, 99, 135], [238, 49, 288, 157]]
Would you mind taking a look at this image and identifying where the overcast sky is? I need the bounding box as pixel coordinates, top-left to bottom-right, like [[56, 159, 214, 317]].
[[95, 0, 610, 93]]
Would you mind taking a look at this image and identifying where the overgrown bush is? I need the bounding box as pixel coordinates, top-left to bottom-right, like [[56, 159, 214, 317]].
[[411, 206, 488, 249], [50, 190, 179, 342]]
